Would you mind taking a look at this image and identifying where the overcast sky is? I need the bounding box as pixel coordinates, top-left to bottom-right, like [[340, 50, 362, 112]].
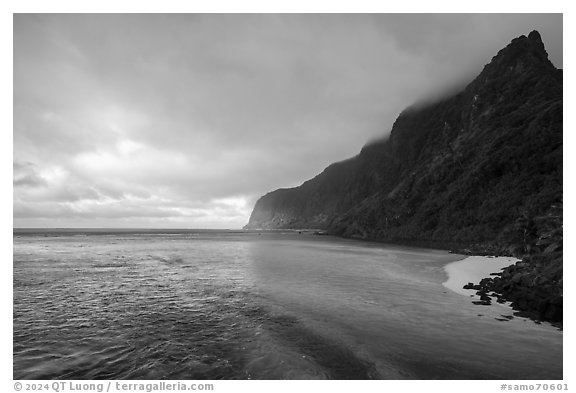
[[13, 14, 562, 229]]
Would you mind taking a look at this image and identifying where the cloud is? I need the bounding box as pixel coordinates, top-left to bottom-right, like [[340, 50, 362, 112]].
[[13, 161, 48, 188], [13, 14, 563, 228]]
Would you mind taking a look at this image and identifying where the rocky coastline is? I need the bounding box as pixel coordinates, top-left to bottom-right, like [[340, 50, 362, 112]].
[[245, 31, 563, 325], [352, 234, 563, 326], [463, 252, 562, 326]]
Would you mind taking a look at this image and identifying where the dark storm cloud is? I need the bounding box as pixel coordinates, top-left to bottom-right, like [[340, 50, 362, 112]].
[[13, 14, 562, 228], [13, 161, 47, 188]]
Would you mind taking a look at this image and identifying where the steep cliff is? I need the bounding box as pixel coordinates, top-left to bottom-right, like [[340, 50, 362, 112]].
[[245, 31, 562, 253]]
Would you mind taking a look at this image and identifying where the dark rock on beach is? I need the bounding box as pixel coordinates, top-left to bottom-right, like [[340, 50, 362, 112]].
[[469, 250, 563, 325]]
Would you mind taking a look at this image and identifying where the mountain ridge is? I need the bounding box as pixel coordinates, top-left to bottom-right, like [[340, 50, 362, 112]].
[[244, 30, 561, 245]]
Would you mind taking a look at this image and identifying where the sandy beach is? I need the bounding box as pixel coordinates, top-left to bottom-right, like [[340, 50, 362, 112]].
[[443, 256, 519, 296]]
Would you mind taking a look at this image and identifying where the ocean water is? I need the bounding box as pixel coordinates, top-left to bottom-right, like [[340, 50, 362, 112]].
[[13, 230, 562, 380]]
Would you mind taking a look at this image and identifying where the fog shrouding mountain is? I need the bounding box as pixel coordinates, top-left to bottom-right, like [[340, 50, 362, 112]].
[[244, 31, 561, 241], [13, 14, 562, 228]]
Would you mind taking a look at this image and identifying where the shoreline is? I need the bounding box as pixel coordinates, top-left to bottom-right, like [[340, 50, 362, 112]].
[[443, 256, 519, 296], [243, 229, 562, 325]]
